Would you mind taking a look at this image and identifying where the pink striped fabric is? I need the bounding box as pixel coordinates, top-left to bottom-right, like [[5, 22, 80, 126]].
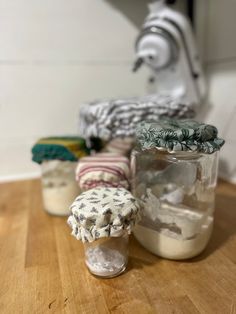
[[102, 137, 134, 156], [76, 153, 130, 191]]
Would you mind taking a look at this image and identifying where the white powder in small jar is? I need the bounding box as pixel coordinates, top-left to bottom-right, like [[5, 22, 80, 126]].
[[84, 234, 129, 278], [85, 246, 127, 277]]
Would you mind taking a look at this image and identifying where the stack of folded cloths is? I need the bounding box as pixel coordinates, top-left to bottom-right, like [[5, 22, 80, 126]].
[[76, 153, 130, 191], [78, 94, 195, 143]]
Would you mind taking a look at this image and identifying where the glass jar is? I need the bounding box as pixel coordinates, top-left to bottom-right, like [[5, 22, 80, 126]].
[[41, 160, 80, 216], [131, 148, 219, 260], [84, 231, 129, 278]]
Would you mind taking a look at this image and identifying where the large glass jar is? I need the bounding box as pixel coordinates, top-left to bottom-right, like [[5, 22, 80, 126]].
[[84, 231, 129, 278], [131, 148, 219, 260], [41, 160, 80, 216]]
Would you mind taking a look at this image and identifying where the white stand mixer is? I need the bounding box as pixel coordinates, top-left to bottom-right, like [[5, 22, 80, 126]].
[[133, 0, 206, 107]]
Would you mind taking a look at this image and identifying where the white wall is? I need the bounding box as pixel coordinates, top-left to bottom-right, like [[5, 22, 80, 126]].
[[1, 0, 236, 184], [0, 0, 150, 181], [196, 0, 236, 183]]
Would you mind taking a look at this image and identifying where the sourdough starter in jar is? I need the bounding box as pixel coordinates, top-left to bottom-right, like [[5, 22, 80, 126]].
[[41, 160, 80, 216]]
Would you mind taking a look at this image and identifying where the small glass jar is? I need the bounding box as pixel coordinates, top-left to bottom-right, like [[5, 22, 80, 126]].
[[131, 148, 219, 260], [84, 231, 129, 278], [68, 186, 140, 278], [41, 160, 80, 216]]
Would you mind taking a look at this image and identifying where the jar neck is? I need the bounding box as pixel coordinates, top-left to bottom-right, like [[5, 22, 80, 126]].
[[132, 146, 218, 161]]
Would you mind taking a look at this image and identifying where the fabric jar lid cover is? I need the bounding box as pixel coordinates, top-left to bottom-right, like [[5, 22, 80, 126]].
[[75, 153, 130, 190], [78, 94, 195, 143], [67, 187, 140, 243], [31, 136, 90, 164], [136, 119, 225, 154]]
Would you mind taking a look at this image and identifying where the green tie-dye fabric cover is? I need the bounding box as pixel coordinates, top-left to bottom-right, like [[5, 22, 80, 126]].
[[136, 119, 225, 154]]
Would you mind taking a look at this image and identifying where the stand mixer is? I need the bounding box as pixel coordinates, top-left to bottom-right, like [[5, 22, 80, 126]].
[[133, 0, 206, 107]]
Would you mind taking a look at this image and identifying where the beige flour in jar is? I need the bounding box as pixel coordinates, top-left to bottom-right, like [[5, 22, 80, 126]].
[[134, 218, 213, 260], [134, 188, 214, 259], [41, 160, 80, 216]]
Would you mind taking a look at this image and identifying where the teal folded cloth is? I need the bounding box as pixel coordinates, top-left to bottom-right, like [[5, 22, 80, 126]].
[[136, 119, 225, 154], [32, 136, 90, 164]]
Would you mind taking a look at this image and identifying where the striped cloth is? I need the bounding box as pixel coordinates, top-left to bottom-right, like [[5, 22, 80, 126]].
[[78, 94, 195, 142], [76, 153, 130, 191], [102, 137, 135, 156]]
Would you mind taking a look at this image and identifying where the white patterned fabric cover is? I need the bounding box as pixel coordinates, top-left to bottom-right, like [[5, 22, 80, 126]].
[[67, 187, 140, 243]]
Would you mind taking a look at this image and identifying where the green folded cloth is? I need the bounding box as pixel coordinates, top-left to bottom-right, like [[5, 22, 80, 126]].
[[136, 119, 225, 154], [32, 136, 90, 164]]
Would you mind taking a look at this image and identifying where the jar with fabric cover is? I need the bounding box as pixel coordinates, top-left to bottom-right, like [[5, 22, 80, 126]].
[[67, 187, 140, 278], [75, 153, 131, 191], [31, 136, 90, 216], [78, 94, 195, 148], [131, 119, 225, 260]]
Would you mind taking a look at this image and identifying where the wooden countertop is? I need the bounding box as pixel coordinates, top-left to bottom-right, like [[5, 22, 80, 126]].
[[0, 179, 236, 314]]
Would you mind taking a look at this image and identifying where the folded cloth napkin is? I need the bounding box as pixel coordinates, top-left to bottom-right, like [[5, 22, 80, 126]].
[[76, 153, 130, 190], [32, 136, 90, 164], [78, 94, 195, 143]]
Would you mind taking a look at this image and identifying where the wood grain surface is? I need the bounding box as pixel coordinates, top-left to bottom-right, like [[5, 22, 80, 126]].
[[0, 179, 235, 314]]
